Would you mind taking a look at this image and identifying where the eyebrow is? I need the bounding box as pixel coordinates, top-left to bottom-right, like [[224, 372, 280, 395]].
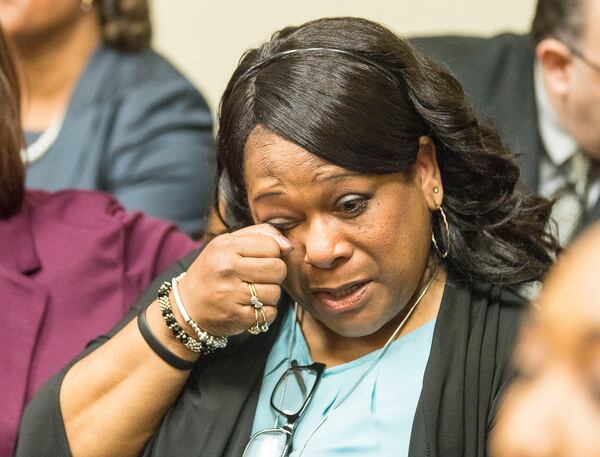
[[252, 190, 285, 204], [313, 170, 363, 183], [251, 170, 364, 204]]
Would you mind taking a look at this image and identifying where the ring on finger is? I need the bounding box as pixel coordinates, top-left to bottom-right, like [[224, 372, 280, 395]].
[[248, 308, 262, 335], [258, 307, 269, 333], [247, 282, 264, 309]]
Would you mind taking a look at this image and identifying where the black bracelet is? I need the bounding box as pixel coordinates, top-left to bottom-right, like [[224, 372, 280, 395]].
[[137, 303, 196, 371]]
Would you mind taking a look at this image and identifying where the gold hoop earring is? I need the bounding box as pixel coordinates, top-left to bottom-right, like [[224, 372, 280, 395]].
[[431, 206, 449, 258], [80, 0, 94, 12]]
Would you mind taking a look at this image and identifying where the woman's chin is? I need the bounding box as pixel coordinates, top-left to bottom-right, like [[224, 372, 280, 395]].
[[308, 308, 389, 339]]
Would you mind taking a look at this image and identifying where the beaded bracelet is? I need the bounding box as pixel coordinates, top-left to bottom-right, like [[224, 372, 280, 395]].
[[171, 273, 228, 351], [157, 280, 204, 353]]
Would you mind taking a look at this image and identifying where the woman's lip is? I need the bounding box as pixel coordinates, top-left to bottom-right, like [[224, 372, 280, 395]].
[[312, 281, 371, 312], [311, 280, 369, 294]]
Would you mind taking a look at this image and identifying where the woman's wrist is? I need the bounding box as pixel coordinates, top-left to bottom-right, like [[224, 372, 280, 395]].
[[137, 303, 197, 370], [145, 300, 200, 362], [168, 289, 198, 337]]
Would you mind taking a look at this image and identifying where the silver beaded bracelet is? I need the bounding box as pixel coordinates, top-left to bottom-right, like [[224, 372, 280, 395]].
[[157, 281, 203, 353]]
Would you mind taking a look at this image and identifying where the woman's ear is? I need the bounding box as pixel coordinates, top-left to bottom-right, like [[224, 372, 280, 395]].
[[415, 135, 443, 210]]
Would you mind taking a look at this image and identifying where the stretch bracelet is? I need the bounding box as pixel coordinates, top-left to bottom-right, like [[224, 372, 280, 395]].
[[171, 273, 228, 351], [137, 303, 195, 370], [157, 280, 204, 353]]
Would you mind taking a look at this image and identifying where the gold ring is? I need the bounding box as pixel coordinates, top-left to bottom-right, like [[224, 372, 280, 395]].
[[248, 282, 264, 309], [258, 307, 269, 333], [248, 308, 262, 335]]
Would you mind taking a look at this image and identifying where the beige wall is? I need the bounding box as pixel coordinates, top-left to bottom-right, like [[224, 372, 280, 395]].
[[150, 0, 537, 118]]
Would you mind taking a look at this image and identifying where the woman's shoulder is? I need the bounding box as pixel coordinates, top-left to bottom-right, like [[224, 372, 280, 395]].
[[447, 272, 529, 308], [93, 45, 203, 99], [28, 189, 133, 228], [26, 189, 191, 243], [27, 188, 197, 275], [443, 272, 529, 335]]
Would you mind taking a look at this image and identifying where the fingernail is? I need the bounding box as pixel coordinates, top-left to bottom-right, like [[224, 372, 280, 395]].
[[278, 235, 294, 256], [278, 234, 292, 247]]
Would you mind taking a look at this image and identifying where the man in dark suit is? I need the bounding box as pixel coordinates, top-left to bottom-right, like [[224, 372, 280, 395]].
[[413, 0, 600, 245]]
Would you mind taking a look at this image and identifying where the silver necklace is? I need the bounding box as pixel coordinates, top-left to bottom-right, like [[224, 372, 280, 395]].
[[21, 114, 65, 164], [290, 265, 438, 456]]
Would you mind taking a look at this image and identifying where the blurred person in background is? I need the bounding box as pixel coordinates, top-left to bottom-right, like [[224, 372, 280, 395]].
[[0, 0, 215, 236], [0, 22, 199, 455], [491, 222, 600, 457], [414, 0, 600, 246]]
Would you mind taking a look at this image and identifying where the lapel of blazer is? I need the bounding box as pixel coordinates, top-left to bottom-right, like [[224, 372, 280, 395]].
[[144, 298, 289, 457], [408, 274, 471, 457], [0, 266, 49, 454], [517, 55, 544, 192], [199, 317, 284, 457], [488, 36, 543, 191]]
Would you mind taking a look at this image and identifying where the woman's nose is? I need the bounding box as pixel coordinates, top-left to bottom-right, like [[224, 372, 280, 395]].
[[302, 219, 351, 270]]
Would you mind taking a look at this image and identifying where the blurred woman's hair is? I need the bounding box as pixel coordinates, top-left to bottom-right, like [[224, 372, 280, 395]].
[[0, 24, 24, 218], [100, 0, 152, 52], [216, 17, 558, 287]]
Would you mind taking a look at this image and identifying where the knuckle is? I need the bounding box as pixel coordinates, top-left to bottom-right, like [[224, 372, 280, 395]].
[[272, 287, 282, 304], [264, 236, 281, 256], [264, 285, 281, 305], [262, 259, 286, 283], [266, 307, 278, 324], [214, 256, 236, 278], [274, 259, 287, 282], [232, 255, 246, 275], [210, 232, 233, 250]]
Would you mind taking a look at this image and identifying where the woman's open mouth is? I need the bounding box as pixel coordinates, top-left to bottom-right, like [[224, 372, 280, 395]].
[[311, 281, 372, 313]]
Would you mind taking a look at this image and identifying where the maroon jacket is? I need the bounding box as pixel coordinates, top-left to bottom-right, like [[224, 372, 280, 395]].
[[0, 190, 198, 456]]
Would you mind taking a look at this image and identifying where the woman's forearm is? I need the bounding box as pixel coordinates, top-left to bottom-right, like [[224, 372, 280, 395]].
[[60, 300, 197, 457], [58, 225, 289, 457]]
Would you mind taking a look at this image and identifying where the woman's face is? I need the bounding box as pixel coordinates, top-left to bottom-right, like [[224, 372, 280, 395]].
[[0, 0, 94, 40], [244, 127, 442, 338]]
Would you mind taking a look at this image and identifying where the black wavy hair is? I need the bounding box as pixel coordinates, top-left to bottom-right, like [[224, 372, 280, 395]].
[[216, 17, 558, 287]]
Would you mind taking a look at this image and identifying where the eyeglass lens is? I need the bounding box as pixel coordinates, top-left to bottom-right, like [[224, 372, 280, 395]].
[[243, 429, 289, 456], [244, 362, 325, 457], [272, 363, 322, 416]]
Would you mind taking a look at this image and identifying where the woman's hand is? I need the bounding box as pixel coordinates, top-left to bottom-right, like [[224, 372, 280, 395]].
[[49, 224, 292, 457], [178, 224, 293, 337]]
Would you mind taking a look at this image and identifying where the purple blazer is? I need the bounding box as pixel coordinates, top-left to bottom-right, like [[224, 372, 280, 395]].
[[0, 190, 198, 456]]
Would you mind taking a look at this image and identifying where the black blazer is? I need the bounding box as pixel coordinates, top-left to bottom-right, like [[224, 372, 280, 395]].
[[17, 251, 525, 457], [412, 33, 600, 226]]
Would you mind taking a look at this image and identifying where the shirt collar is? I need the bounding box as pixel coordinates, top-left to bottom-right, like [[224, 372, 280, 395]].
[[534, 60, 578, 167], [0, 192, 41, 274]]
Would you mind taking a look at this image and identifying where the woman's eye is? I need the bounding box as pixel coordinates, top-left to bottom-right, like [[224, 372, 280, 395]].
[[265, 219, 297, 231], [336, 195, 370, 216]]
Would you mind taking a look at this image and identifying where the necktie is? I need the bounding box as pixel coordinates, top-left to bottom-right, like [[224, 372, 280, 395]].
[[550, 148, 591, 245]]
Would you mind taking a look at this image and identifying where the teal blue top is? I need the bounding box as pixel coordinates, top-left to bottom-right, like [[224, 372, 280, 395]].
[[251, 308, 436, 456]]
